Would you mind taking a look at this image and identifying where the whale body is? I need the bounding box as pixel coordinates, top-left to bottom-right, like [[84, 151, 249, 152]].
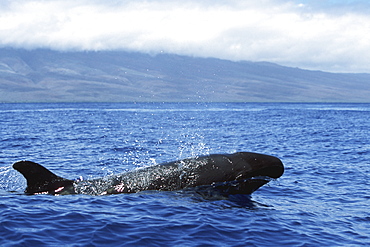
[[13, 152, 284, 196]]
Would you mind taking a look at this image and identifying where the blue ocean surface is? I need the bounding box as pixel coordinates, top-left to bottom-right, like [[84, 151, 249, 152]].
[[0, 102, 369, 246]]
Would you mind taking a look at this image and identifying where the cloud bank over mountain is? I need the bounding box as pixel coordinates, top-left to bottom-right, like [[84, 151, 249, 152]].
[[1, 0, 369, 73]]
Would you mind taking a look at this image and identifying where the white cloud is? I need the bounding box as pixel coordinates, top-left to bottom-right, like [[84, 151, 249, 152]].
[[0, 0, 370, 72]]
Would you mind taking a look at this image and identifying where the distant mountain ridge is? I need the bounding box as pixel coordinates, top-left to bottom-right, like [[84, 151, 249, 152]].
[[0, 48, 369, 102]]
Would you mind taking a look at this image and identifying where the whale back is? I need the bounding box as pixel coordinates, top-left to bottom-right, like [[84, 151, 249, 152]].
[[12, 152, 284, 196]]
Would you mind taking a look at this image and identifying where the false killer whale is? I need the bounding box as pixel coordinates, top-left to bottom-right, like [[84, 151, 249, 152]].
[[13, 152, 284, 196]]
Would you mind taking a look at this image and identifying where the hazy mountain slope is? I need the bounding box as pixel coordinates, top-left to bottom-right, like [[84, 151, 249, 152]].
[[0, 48, 369, 102]]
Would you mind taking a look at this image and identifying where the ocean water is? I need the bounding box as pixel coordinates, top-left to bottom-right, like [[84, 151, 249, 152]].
[[0, 102, 369, 246]]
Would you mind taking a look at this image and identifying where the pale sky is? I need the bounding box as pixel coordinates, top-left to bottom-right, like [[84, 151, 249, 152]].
[[0, 0, 369, 73]]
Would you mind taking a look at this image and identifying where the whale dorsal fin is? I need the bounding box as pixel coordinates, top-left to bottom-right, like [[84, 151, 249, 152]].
[[13, 161, 74, 194]]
